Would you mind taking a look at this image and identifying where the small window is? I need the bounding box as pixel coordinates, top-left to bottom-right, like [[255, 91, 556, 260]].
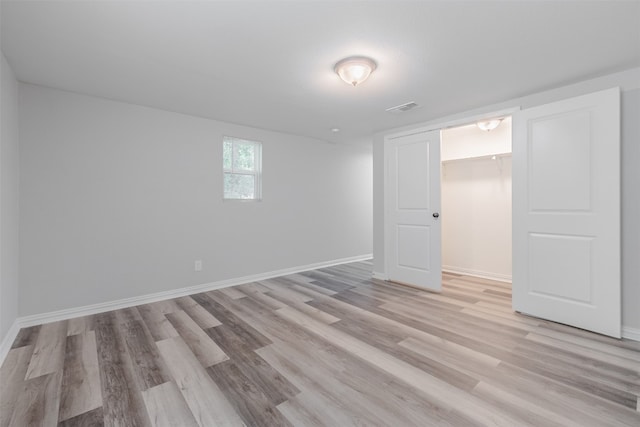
[[223, 136, 262, 200]]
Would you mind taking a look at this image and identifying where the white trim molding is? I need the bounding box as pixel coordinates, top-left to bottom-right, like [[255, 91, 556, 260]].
[[442, 266, 512, 283], [0, 254, 372, 366], [372, 271, 388, 281], [0, 320, 21, 366], [16, 254, 372, 330], [622, 326, 640, 342]]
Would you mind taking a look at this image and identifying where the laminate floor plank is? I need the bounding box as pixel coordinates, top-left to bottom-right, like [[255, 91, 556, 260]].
[[207, 360, 292, 427], [379, 300, 528, 351], [505, 345, 638, 409], [264, 289, 340, 324], [540, 320, 640, 351], [146, 300, 181, 315], [58, 406, 104, 427], [25, 320, 68, 380], [413, 315, 640, 426], [525, 332, 640, 372], [483, 288, 512, 298], [513, 339, 640, 394], [58, 331, 102, 422], [459, 306, 540, 332], [205, 325, 300, 406], [10, 325, 41, 349], [218, 286, 248, 300], [239, 286, 287, 310], [258, 339, 446, 427], [275, 397, 328, 427], [67, 315, 95, 337], [400, 334, 635, 427], [330, 316, 479, 392], [450, 276, 512, 289], [286, 276, 338, 296], [263, 283, 314, 304], [119, 320, 172, 391], [165, 310, 228, 368], [9, 372, 62, 426], [174, 296, 222, 329], [0, 345, 34, 427], [115, 307, 145, 325], [494, 363, 640, 427], [1, 261, 638, 426], [470, 381, 577, 427], [530, 326, 640, 362], [94, 312, 151, 427], [192, 292, 272, 350], [136, 303, 179, 342], [443, 285, 512, 306], [274, 305, 523, 426], [141, 381, 198, 427], [331, 288, 387, 311], [237, 281, 271, 293], [155, 336, 244, 427]]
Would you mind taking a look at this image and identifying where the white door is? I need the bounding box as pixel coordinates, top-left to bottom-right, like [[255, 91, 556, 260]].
[[385, 130, 441, 292], [513, 88, 620, 338]]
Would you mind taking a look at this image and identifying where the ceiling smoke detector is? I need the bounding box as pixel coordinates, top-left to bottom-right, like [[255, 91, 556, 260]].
[[385, 101, 419, 113]]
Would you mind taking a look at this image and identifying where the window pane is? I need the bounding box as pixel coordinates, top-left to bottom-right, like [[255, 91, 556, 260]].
[[233, 142, 255, 171], [224, 173, 255, 199], [223, 140, 233, 170]]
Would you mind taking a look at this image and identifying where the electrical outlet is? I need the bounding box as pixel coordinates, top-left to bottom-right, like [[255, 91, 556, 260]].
[[194, 259, 202, 272]]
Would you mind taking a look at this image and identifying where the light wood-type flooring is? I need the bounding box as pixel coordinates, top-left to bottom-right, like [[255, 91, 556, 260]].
[[1, 261, 639, 426]]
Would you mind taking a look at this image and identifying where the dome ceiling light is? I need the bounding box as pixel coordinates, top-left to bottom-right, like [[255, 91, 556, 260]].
[[476, 118, 503, 131], [334, 56, 377, 87]]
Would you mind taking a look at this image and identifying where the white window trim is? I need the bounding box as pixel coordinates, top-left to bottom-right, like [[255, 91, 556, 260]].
[[223, 136, 262, 201]]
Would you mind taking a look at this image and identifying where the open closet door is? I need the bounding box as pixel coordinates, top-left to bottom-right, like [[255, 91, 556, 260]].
[[385, 130, 441, 292], [513, 88, 621, 338]]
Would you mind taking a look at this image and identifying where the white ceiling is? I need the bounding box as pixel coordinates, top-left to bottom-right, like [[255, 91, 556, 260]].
[[2, 1, 639, 146]]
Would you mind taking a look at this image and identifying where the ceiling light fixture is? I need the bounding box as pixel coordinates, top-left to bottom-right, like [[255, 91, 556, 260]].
[[334, 56, 377, 87], [476, 118, 503, 132]]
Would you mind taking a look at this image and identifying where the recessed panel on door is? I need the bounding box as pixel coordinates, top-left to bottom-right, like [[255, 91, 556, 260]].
[[528, 233, 593, 304], [529, 111, 591, 211], [397, 224, 431, 271], [397, 142, 430, 210]]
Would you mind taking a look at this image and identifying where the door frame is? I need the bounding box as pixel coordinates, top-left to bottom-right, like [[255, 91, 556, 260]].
[[383, 107, 519, 282]]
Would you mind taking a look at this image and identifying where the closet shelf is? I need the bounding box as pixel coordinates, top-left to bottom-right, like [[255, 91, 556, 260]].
[[441, 152, 511, 164]]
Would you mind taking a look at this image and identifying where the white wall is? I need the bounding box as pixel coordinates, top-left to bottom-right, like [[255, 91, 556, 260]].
[[0, 52, 20, 343], [621, 88, 640, 335], [441, 120, 512, 281], [373, 67, 640, 333], [19, 84, 373, 316]]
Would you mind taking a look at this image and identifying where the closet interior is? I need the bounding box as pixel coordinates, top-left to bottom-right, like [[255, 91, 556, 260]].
[[441, 117, 512, 283]]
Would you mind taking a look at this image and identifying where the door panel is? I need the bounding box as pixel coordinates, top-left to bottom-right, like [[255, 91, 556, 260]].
[[397, 225, 431, 270], [385, 130, 441, 291], [513, 87, 620, 337]]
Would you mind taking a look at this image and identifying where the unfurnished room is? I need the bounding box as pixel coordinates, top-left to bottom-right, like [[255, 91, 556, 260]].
[[0, 1, 639, 426]]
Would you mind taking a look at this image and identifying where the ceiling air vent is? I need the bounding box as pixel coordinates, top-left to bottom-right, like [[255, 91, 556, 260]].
[[386, 101, 419, 113]]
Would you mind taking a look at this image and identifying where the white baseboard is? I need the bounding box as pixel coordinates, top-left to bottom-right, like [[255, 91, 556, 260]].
[[17, 254, 373, 330], [0, 320, 21, 366], [442, 265, 512, 283], [622, 326, 640, 342], [372, 271, 388, 281]]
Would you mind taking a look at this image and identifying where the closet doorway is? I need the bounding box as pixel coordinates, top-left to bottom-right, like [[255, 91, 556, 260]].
[[440, 117, 512, 287]]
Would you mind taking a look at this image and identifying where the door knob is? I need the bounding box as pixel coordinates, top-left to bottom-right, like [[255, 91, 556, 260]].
[[433, 212, 440, 218]]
